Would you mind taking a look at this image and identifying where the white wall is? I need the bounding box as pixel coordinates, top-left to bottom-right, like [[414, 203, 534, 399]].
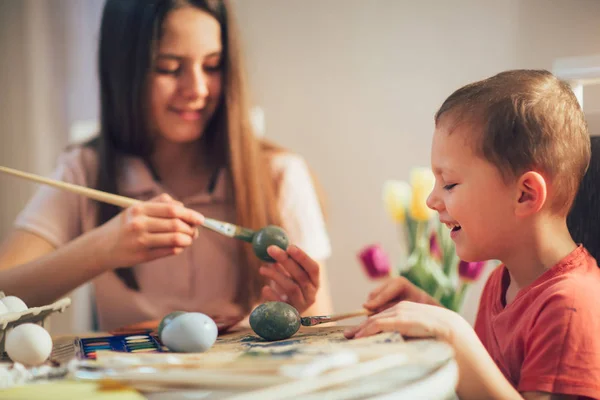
[[1, 0, 599, 330], [586, 84, 600, 134], [0, 0, 69, 240], [0, 0, 101, 334]]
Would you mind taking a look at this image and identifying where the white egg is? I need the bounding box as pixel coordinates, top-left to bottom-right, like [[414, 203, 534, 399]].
[[0, 301, 8, 316], [5, 323, 53, 366], [1, 296, 28, 313], [161, 312, 218, 353]]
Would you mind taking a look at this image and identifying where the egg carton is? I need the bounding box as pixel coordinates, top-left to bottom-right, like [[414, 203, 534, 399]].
[[0, 292, 71, 354]]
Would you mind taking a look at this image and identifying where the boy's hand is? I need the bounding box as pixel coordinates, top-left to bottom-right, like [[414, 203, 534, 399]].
[[363, 276, 440, 313], [344, 301, 461, 343], [258, 245, 320, 314]]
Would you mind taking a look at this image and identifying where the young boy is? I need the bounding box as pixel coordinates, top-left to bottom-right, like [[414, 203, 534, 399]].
[[343, 70, 600, 399]]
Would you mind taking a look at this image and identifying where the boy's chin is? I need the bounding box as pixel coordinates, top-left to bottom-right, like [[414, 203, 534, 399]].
[[455, 247, 487, 263]]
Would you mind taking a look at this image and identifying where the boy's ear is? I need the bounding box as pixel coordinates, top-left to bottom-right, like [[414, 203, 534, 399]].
[[515, 171, 547, 217]]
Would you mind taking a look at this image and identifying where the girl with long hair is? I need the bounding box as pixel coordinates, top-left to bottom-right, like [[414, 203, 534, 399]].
[[0, 0, 332, 331]]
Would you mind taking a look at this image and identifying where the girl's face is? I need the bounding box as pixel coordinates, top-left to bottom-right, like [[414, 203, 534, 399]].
[[149, 7, 223, 145]]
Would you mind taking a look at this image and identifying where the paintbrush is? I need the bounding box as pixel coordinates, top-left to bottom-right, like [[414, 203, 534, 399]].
[[0, 165, 260, 243], [300, 309, 371, 326]]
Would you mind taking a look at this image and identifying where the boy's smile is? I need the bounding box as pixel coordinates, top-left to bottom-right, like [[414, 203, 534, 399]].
[[449, 224, 462, 239]]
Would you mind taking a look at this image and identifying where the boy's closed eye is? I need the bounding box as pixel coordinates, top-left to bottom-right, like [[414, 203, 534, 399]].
[[443, 183, 457, 191]]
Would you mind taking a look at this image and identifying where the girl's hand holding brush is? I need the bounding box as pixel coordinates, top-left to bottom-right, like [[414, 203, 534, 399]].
[[94, 193, 204, 269]]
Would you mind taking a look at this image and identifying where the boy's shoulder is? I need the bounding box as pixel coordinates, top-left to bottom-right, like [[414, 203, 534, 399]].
[[476, 248, 600, 396], [480, 246, 600, 312], [529, 246, 600, 313], [543, 245, 599, 287]]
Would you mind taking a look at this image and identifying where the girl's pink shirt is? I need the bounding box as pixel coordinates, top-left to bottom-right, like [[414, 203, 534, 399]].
[[14, 147, 331, 331]]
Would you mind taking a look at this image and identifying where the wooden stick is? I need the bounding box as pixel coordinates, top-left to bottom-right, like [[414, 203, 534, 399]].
[[0, 165, 249, 240], [0, 165, 139, 208], [300, 309, 370, 326]]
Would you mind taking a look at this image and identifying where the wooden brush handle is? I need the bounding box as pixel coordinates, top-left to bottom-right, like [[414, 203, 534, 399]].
[[326, 309, 370, 323], [0, 165, 140, 208], [0, 165, 244, 240], [301, 309, 370, 326]]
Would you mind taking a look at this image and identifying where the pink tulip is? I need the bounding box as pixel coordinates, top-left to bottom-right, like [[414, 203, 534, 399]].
[[429, 233, 442, 260], [358, 244, 391, 279], [458, 260, 486, 282]]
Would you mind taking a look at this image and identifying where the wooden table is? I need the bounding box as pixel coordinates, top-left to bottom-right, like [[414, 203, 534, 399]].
[[70, 326, 459, 399]]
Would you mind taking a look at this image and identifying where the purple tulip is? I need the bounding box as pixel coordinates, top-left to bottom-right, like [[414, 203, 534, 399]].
[[430, 233, 442, 260], [358, 244, 391, 279], [458, 260, 486, 282]]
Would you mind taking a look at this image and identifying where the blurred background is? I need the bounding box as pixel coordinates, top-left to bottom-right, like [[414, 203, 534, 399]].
[[1, 0, 599, 333]]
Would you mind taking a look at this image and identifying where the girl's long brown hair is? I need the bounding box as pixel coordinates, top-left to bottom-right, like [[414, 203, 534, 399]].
[[91, 0, 302, 312]]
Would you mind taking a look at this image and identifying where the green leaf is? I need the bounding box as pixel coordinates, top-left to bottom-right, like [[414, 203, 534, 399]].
[[405, 214, 417, 254], [425, 257, 453, 293]]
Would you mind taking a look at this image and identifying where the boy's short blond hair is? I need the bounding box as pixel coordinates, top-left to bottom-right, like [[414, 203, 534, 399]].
[[435, 69, 590, 215]]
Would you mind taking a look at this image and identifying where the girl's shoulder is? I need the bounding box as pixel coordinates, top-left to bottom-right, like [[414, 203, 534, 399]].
[[270, 152, 309, 177], [58, 143, 100, 187], [260, 139, 310, 178]]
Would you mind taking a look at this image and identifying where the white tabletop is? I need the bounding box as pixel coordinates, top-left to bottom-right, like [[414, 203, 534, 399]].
[[141, 335, 458, 400]]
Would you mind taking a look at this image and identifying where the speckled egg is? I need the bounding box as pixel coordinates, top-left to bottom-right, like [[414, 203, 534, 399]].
[[1, 296, 28, 313], [249, 301, 300, 341], [5, 323, 53, 366], [252, 225, 289, 262], [160, 312, 218, 353]]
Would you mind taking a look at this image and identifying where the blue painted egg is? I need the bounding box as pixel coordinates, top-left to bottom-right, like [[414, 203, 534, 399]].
[[160, 312, 218, 353]]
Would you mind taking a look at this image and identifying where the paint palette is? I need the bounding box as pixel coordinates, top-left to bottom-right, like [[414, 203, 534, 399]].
[[77, 334, 164, 360]]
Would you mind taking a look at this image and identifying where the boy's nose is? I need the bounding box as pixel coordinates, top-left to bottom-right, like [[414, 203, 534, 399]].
[[426, 189, 442, 212]]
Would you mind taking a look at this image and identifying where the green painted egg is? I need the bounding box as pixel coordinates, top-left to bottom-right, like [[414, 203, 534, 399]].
[[249, 301, 300, 341], [158, 311, 187, 338], [252, 225, 289, 262]]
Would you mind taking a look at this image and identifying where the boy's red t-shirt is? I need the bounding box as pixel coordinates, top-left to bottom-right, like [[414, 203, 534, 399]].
[[474, 245, 600, 398]]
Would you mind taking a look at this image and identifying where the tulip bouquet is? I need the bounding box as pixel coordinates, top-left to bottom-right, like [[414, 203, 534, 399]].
[[358, 168, 487, 312]]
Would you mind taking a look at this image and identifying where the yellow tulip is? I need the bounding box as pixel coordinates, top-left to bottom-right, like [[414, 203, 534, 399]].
[[409, 167, 435, 221], [382, 180, 411, 223]]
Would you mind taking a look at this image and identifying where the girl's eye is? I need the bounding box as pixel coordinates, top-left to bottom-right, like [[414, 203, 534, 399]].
[[155, 67, 181, 75], [204, 64, 222, 73], [443, 183, 457, 191]]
